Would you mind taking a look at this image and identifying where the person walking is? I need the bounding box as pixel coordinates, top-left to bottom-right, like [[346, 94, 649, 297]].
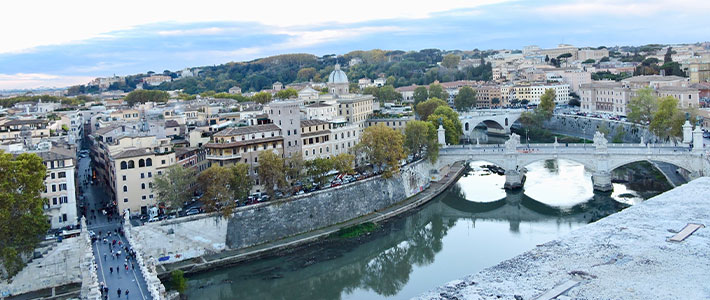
[[125, 289, 129, 298], [109, 267, 113, 274], [117, 288, 122, 298]]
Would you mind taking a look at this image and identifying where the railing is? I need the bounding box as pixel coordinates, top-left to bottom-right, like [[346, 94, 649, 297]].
[[206, 154, 242, 160]]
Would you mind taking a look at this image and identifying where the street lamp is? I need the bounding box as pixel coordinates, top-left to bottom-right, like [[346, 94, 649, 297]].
[[525, 128, 529, 146], [583, 127, 586, 149]]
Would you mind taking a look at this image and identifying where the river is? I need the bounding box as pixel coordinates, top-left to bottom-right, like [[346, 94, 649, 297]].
[[182, 159, 668, 299]]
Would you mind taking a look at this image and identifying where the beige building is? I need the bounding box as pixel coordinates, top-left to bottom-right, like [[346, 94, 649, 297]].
[[476, 85, 504, 108], [688, 62, 710, 83], [337, 94, 375, 130], [301, 119, 332, 160], [365, 116, 413, 134], [512, 83, 570, 104], [0, 119, 50, 143], [204, 124, 284, 193], [39, 150, 78, 229]]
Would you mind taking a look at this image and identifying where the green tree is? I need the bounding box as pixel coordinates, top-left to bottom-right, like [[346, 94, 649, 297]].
[[307, 158, 334, 185], [664, 47, 673, 63], [557, 53, 573, 66], [600, 57, 610, 62], [428, 83, 448, 100], [612, 126, 625, 143], [0, 152, 49, 278], [627, 87, 658, 124], [355, 124, 407, 178], [251, 92, 273, 104], [454, 86, 476, 111], [275, 88, 298, 99], [332, 153, 355, 175], [415, 97, 448, 120], [537, 88, 556, 119], [413, 86, 428, 106], [650, 96, 682, 139], [428, 106, 463, 145], [257, 151, 287, 197], [197, 166, 234, 217], [297, 67, 317, 81], [385, 76, 396, 86], [153, 165, 196, 210], [171, 270, 188, 295], [124, 90, 169, 106], [285, 154, 306, 184], [378, 85, 402, 102], [230, 163, 253, 201], [441, 54, 461, 69], [582, 59, 596, 64], [61, 124, 69, 132], [404, 120, 439, 161]]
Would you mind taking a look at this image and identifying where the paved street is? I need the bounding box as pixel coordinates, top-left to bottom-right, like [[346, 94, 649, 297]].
[[78, 150, 151, 300]]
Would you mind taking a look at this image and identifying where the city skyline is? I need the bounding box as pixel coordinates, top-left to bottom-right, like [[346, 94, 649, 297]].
[[1, 0, 710, 90]]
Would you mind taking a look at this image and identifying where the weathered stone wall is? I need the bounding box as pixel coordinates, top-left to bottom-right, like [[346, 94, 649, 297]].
[[225, 160, 433, 249], [544, 115, 658, 143]]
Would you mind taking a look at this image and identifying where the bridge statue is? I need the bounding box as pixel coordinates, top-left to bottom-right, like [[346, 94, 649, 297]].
[[505, 133, 521, 152], [593, 131, 608, 150]]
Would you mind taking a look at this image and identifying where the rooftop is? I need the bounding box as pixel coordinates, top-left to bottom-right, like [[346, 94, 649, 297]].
[[213, 124, 281, 137], [113, 148, 152, 159], [300, 119, 330, 128], [622, 75, 686, 82]]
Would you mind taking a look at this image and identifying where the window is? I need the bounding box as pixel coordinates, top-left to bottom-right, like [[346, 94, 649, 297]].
[[122, 175, 127, 181], [148, 172, 152, 178], [62, 214, 67, 222], [158, 171, 162, 175], [53, 197, 57, 205], [120, 161, 127, 169], [141, 173, 145, 178], [50, 173, 55, 179], [123, 185, 128, 192], [161, 160, 166, 164], [141, 183, 146, 189], [142, 195, 146, 200], [149, 194, 154, 199], [127, 160, 135, 169], [254, 157, 258, 163], [139, 159, 145, 167], [146, 158, 152, 166], [149, 182, 153, 189], [58, 172, 66, 178], [59, 184, 67, 191], [52, 185, 56, 192], [124, 198, 128, 203]]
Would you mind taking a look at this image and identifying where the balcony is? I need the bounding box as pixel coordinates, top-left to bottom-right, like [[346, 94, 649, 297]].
[[206, 153, 242, 161]]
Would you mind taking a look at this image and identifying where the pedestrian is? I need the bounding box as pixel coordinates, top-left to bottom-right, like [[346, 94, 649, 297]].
[[104, 254, 107, 261], [117, 288, 122, 298], [109, 267, 113, 274], [125, 289, 129, 298]]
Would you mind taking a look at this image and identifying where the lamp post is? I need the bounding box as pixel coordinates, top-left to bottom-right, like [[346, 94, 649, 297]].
[[583, 127, 586, 149], [525, 128, 529, 147]]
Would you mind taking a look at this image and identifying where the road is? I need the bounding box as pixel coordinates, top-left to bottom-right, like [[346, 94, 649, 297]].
[[78, 148, 151, 300]]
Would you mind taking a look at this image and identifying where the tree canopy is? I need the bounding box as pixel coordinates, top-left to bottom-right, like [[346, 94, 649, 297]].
[[627, 87, 658, 124], [404, 120, 439, 162], [257, 151, 287, 197], [153, 165, 196, 210], [355, 124, 407, 178], [124, 90, 169, 106], [454, 86, 476, 111], [428, 106, 462, 145], [0, 152, 49, 278], [413, 86, 428, 106], [428, 83, 448, 100], [275, 88, 298, 99], [441, 54, 461, 69], [415, 98, 448, 121]]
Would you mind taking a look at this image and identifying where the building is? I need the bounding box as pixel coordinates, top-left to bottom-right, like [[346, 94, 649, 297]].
[[228, 86, 242, 94], [204, 124, 284, 193], [365, 116, 413, 134], [328, 64, 349, 95], [143, 75, 172, 86], [0, 119, 50, 143], [112, 148, 175, 215], [304, 102, 337, 121], [39, 149, 77, 229], [577, 48, 610, 61], [300, 119, 332, 160], [512, 83, 570, 105], [476, 85, 504, 108], [688, 62, 710, 83], [337, 94, 375, 130], [546, 69, 592, 94], [266, 100, 302, 157]]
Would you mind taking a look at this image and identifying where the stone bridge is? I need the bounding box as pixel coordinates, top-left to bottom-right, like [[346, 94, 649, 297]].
[[459, 109, 524, 136], [436, 126, 710, 192]]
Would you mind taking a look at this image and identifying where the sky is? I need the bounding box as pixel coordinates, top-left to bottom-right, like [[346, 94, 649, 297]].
[[1, 0, 709, 90]]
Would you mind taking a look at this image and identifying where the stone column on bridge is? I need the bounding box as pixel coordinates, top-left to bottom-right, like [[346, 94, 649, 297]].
[[592, 131, 613, 192], [503, 133, 525, 189], [693, 126, 703, 151], [437, 124, 446, 148], [682, 120, 692, 144]]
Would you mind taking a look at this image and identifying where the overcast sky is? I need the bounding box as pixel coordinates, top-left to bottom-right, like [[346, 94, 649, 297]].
[[1, 0, 709, 90]]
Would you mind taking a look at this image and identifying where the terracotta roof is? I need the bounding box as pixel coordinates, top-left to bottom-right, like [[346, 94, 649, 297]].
[[213, 124, 281, 137], [205, 136, 283, 149], [113, 148, 152, 159]]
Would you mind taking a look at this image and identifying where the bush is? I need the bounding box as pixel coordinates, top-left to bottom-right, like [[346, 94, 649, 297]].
[[171, 270, 188, 294]]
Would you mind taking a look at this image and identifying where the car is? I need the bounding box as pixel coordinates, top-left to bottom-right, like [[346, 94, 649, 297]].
[[185, 208, 200, 216], [296, 190, 305, 195]]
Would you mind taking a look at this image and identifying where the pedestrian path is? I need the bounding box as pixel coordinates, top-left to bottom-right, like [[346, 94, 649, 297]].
[[78, 155, 151, 300]]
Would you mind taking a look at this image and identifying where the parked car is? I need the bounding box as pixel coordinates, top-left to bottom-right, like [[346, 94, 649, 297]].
[[185, 208, 200, 216]]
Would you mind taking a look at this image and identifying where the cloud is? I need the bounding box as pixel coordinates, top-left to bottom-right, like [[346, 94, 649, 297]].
[[0, 73, 93, 90]]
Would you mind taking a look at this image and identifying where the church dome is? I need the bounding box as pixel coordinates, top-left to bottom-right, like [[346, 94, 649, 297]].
[[328, 64, 348, 84]]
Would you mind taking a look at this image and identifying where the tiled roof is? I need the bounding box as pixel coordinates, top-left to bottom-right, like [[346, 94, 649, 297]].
[[300, 119, 329, 128], [113, 148, 152, 159], [213, 124, 281, 137]]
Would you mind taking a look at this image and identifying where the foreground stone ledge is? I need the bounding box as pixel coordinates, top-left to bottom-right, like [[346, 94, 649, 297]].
[[418, 177, 710, 300]]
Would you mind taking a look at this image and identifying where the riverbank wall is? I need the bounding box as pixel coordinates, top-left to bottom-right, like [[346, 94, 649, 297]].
[[419, 177, 710, 300], [130, 159, 465, 277], [543, 115, 656, 143]]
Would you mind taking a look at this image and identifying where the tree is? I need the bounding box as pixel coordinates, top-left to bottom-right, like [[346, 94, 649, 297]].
[[428, 83, 448, 100], [332, 153, 355, 175], [197, 166, 234, 217], [557, 53, 573, 66], [171, 270, 188, 295], [612, 126, 625, 143], [251, 92, 273, 104], [230, 163, 253, 202], [413, 86, 428, 106], [297, 67, 317, 81], [307, 158, 334, 185], [537, 88, 556, 119], [650, 96, 683, 139], [61, 124, 69, 132], [428, 106, 463, 145], [257, 151, 287, 197], [627, 87, 658, 124], [600, 56, 610, 62], [355, 124, 406, 178], [582, 59, 596, 64], [285, 154, 306, 184], [415, 98, 448, 120], [378, 85, 402, 102], [153, 165, 196, 210], [568, 98, 581, 107], [664, 47, 673, 63], [441, 54, 461, 69], [385, 75, 396, 86], [454, 86, 476, 111], [0, 152, 49, 278], [124, 90, 169, 106], [544, 55, 550, 62], [275, 88, 298, 99], [404, 120, 438, 160]]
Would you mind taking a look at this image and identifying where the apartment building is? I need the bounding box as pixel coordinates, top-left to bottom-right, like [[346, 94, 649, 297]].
[[688, 62, 710, 83], [112, 148, 175, 215], [39, 150, 77, 229], [476, 85, 504, 108], [0, 119, 50, 143], [365, 116, 413, 134], [301, 119, 332, 160], [267, 100, 302, 157], [512, 83, 570, 104], [336, 94, 375, 130]]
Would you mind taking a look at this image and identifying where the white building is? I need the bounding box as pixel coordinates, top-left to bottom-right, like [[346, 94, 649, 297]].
[[38, 149, 78, 229]]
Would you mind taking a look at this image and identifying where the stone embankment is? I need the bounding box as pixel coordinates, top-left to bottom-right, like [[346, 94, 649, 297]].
[[418, 177, 710, 300], [132, 159, 465, 277], [545, 115, 656, 143]]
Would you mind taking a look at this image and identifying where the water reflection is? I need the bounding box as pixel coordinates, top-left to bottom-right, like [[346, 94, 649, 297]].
[[184, 159, 663, 300]]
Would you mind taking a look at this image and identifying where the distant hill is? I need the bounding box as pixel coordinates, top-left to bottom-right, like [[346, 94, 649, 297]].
[[68, 49, 494, 95]]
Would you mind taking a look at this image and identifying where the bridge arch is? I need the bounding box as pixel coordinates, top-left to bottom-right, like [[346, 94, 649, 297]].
[[608, 157, 693, 177]]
